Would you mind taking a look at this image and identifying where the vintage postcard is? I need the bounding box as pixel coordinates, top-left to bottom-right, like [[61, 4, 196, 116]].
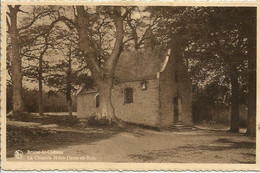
[[1, 0, 259, 171]]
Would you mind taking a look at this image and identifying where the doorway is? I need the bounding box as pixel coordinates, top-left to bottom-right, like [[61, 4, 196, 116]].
[[173, 96, 182, 123]]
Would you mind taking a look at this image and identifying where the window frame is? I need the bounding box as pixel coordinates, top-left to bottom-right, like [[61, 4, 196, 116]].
[[124, 87, 133, 104], [95, 94, 100, 108]]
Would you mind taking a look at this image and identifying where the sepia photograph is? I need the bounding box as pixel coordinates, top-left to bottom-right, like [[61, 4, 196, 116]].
[[1, 2, 258, 170]]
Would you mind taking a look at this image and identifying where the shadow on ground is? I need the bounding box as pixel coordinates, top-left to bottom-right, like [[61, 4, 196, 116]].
[[129, 136, 256, 163], [179, 138, 255, 151], [6, 125, 122, 158], [6, 115, 256, 163]]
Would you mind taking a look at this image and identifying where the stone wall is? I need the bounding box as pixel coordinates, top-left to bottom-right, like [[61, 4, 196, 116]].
[[77, 78, 160, 127], [176, 61, 193, 125], [77, 52, 192, 128], [159, 54, 175, 128], [112, 79, 160, 127], [77, 91, 99, 119], [159, 53, 193, 128]]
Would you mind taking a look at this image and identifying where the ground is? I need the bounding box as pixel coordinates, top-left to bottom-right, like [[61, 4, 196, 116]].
[[6, 114, 255, 163]]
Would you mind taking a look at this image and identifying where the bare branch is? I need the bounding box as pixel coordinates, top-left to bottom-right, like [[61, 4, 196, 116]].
[[104, 6, 124, 74], [18, 9, 29, 14], [72, 6, 77, 18], [18, 10, 56, 32], [126, 14, 139, 49], [58, 16, 77, 29], [136, 26, 152, 48], [76, 6, 101, 76], [122, 6, 132, 18]]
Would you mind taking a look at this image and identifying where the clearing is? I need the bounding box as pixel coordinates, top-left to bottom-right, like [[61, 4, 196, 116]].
[[6, 114, 255, 163]]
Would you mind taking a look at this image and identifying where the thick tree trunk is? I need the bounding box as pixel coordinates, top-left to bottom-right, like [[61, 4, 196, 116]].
[[246, 9, 256, 137], [38, 55, 43, 116], [97, 77, 126, 127], [247, 61, 256, 137], [97, 77, 117, 124], [8, 6, 25, 113], [76, 6, 127, 126], [229, 68, 240, 133]]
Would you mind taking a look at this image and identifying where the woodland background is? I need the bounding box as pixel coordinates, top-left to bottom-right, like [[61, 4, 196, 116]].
[[6, 6, 256, 136]]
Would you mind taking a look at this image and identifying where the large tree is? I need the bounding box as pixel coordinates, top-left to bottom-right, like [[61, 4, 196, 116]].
[[7, 5, 25, 113], [21, 8, 74, 116], [148, 7, 256, 133], [41, 6, 132, 123], [245, 8, 256, 137], [47, 30, 89, 116], [75, 6, 131, 124], [7, 5, 55, 113], [22, 26, 52, 116]]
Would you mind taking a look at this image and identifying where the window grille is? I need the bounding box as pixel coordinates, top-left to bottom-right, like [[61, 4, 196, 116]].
[[124, 88, 133, 103]]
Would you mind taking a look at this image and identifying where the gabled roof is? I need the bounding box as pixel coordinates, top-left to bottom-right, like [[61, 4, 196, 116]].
[[114, 50, 168, 82], [77, 49, 169, 95]]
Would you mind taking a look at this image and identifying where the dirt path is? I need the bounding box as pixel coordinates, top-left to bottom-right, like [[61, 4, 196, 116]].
[[8, 125, 255, 163], [60, 129, 255, 163]]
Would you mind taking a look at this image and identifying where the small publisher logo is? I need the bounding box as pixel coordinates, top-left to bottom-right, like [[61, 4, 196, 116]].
[[14, 150, 23, 159]]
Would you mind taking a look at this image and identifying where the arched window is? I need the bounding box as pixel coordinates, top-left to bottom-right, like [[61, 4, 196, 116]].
[[95, 94, 100, 108], [124, 88, 133, 104]]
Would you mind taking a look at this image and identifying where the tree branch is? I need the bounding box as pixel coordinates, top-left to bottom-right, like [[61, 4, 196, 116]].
[[126, 15, 139, 49], [18, 10, 56, 32], [76, 6, 101, 76], [104, 6, 125, 74]]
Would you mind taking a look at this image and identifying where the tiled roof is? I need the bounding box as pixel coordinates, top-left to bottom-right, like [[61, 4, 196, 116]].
[[114, 50, 167, 82]]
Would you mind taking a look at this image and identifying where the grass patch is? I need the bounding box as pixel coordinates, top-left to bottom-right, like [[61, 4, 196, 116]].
[[6, 125, 121, 158], [8, 112, 80, 127]]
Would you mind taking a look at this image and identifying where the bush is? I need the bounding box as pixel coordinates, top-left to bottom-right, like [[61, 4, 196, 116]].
[[7, 111, 80, 127], [7, 111, 34, 122], [211, 113, 230, 126], [86, 114, 110, 127], [59, 116, 80, 127]]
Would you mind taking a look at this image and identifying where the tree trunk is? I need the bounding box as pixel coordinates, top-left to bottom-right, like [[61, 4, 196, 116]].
[[97, 77, 117, 124], [246, 9, 256, 137], [229, 68, 240, 133], [66, 49, 73, 116], [97, 77, 125, 127], [67, 99, 72, 116], [247, 60, 256, 136], [76, 6, 126, 126], [8, 6, 25, 113], [37, 32, 50, 116], [38, 55, 43, 116]]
